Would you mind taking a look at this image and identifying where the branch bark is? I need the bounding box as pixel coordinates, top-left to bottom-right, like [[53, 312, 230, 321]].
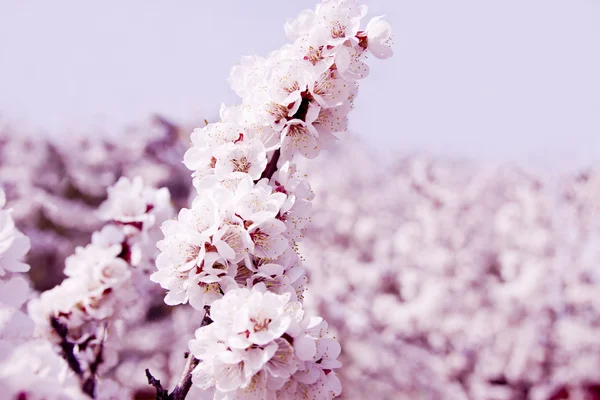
[[147, 306, 212, 400], [50, 317, 83, 378], [260, 149, 281, 181], [146, 369, 169, 399], [168, 353, 200, 400]]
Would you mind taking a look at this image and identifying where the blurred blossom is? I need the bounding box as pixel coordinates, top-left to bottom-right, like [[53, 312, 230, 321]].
[[2, 126, 600, 398], [301, 140, 600, 399], [0, 116, 192, 291]]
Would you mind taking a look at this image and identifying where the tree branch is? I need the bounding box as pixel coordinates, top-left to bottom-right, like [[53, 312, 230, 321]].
[[146, 369, 169, 399], [260, 149, 281, 181], [148, 306, 212, 400], [168, 353, 200, 400], [50, 317, 83, 377]]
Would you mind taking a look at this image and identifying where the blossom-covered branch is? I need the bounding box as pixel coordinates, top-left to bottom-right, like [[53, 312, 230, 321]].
[[27, 177, 174, 398], [0, 188, 88, 398], [149, 0, 392, 399]]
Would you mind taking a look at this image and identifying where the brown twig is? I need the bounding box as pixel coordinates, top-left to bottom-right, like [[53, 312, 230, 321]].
[[168, 353, 200, 400], [147, 306, 212, 400], [146, 369, 169, 399], [260, 149, 281, 181], [81, 327, 106, 398], [50, 317, 109, 399], [50, 317, 83, 377]]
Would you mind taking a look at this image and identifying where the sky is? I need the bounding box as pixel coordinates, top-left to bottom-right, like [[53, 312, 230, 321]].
[[0, 0, 599, 173]]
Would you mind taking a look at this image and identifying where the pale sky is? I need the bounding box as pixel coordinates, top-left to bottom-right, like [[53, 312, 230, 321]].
[[0, 0, 599, 173]]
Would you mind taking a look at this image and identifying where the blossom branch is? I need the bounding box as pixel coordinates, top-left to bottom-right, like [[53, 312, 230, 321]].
[[50, 316, 83, 378], [148, 1, 392, 398], [81, 329, 106, 398], [49, 317, 107, 398], [27, 177, 175, 398]]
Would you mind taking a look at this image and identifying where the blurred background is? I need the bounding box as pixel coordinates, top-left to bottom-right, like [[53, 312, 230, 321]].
[[1, 1, 600, 399]]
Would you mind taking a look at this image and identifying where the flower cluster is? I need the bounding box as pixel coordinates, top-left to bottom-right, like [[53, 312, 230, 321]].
[[0, 116, 191, 292], [1, 336, 128, 400], [150, 0, 392, 398], [0, 188, 31, 278], [0, 339, 85, 400], [189, 285, 341, 399], [28, 177, 173, 397], [0, 187, 33, 342], [152, 170, 310, 310], [298, 141, 600, 399], [0, 187, 88, 399]]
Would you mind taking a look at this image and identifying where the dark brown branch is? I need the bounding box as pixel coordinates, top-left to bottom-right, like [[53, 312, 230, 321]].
[[146, 369, 169, 399], [148, 306, 212, 400], [260, 149, 281, 181], [259, 96, 312, 183], [168, 354, 200, 400], [51, 317, 109, 398], [82, 330, 105, 398], [50, 317, 83, 377]]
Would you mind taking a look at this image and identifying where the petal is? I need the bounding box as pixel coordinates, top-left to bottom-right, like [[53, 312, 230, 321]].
[[191, 361, 216, 390], [294, 335, 316, 361]]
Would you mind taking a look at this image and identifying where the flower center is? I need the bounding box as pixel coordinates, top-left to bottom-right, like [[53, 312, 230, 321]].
[[231, 156, 251, 173], [313, 70, 335, 96], [185, 245, 201, 263], [250, 229, 269, 246], [331, 21, 346, 38], [251, 317, 272, 332], [304, 46, 324, 66], [267, 103, 289, 122]]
